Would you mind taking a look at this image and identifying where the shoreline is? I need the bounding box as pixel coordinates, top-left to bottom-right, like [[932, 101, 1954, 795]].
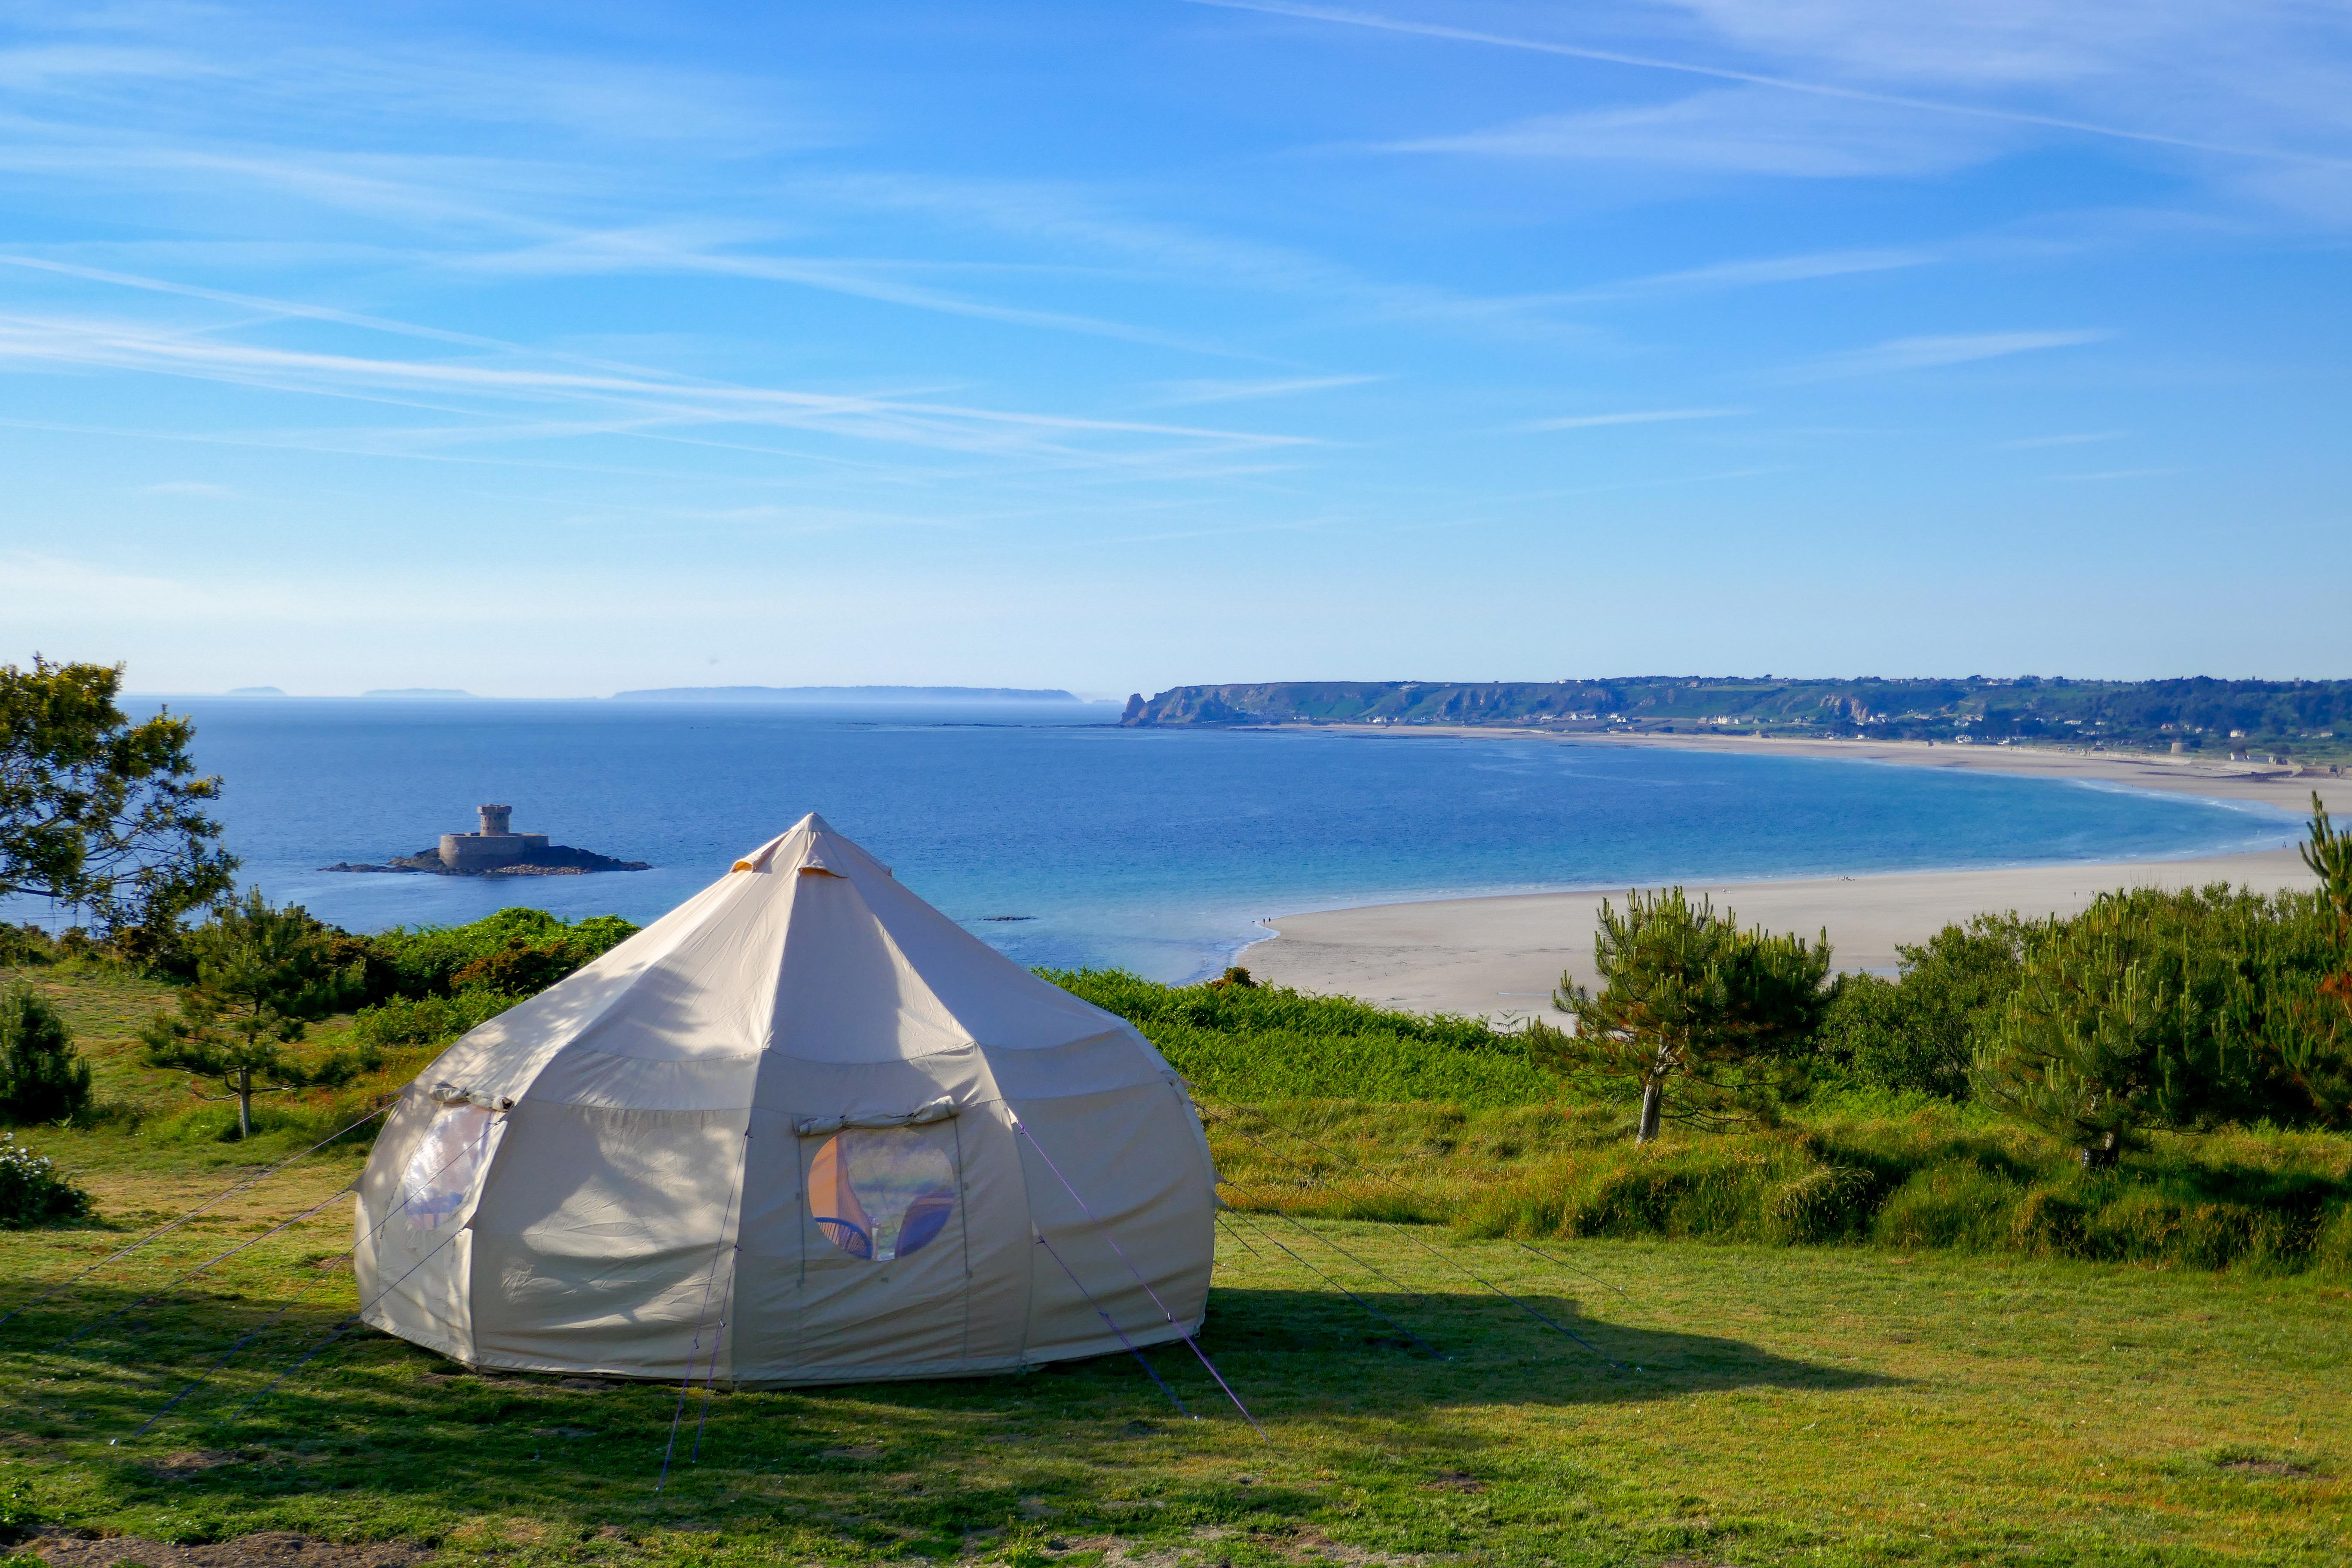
[[1240, 729, 2350, 1020]]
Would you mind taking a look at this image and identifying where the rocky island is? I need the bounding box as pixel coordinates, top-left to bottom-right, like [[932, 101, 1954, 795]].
[[322, 804, 651, 876]]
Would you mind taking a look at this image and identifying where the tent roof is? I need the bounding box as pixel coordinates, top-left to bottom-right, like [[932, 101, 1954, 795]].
[[425, 814, 1164, 1110]]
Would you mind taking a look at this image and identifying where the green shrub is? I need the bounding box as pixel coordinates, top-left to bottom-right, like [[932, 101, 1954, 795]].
[[1449, 1113, 2352, 1274], [351, 990, 518, 1050], [0, 1133, 90, 1227], [0, 923, 59, 968], [364, 909, 639, 999], [1049, 968, 1555, 1107], [0, 982, 91, 1124], [1973, 886, 2349, 1164], [1818, 914, 2028, 1098]]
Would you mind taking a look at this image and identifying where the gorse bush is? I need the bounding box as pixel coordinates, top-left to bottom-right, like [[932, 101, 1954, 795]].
[[1808, 884, 2349, 1133], [0, 922, 59, 968], [351, 989, 518, 1050], [363, 908, 639, 999], [0, 1132, 90, 1228], [1048, 968, 1552, 1107]]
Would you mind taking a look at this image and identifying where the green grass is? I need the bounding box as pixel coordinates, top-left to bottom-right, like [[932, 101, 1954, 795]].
[[5, 961, 2351, 1562], [2, 1142, 2347, 1566]]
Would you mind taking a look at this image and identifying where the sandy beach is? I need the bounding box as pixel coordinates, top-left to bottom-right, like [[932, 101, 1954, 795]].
[[1246, 730, 2351, 1021]]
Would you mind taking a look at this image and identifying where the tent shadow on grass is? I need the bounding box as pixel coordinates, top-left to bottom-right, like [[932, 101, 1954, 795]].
[[1191, 1283, 1894, 1410]]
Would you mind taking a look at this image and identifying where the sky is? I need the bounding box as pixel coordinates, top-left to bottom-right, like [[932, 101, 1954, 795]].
[[2, 0, 2347, 698]]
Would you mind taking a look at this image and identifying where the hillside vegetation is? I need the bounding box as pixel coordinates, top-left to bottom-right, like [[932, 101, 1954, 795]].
[[1122, 675, 2352, 760], [1064, 970, 2352, 1278]]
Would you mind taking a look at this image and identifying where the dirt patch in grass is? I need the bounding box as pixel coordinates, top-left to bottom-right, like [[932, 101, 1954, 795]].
[[21, 1529, 429, 1568], [2220, 1458, 2317, 1478], [137, 1451, 246, 1482]]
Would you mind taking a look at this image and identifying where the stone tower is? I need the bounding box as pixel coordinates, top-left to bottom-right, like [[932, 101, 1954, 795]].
[[440, 802, 548, 872]]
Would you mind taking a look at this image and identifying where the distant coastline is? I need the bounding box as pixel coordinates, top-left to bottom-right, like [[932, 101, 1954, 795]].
[[1120, 677, 2352, 765], [611, 685, 1086, 703]]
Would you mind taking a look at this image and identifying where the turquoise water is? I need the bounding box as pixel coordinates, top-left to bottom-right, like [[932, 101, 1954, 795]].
[[69, 700, 2305, 980]]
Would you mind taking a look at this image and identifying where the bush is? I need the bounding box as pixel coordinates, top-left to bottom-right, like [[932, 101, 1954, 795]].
[[0, 1133, 91, 1227], [0, 982, 91, 1124], [363, 909, 640, 999], [1050, 968, 1555, 1107], [0, 923, 59, 968], [1450, 1113, 2352, 1274], [351, 990, 518, 1050], [1818, 914, 2028, 1098], [1973, 885, 2349, 1164]]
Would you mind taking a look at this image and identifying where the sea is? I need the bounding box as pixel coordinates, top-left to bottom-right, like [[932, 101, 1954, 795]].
[[41, 698, 2307, 982]]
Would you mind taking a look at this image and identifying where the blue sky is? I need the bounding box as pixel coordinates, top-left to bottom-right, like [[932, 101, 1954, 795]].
[[2, 0, 2347, 697]]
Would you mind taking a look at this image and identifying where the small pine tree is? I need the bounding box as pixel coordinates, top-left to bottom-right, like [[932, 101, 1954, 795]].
[[1534, 887, 1832, 1142], [141, 889, 364, 1139], [1972, 916, 2191, 1168], [0, 983, 92, 1125], [2282, 793, 2352, 1121]]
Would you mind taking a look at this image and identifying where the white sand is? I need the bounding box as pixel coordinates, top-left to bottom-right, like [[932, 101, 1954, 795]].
[[1242, 731, 2349, 1022]]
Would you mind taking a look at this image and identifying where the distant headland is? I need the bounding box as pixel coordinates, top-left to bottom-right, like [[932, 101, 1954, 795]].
[[612, 685, 1084, 703], [1119, 677, 2352, 763], [322, 804, 650, 877]]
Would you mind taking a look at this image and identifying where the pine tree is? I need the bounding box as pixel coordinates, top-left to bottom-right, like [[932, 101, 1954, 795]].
[[0, 983, 91, 1124], [1533, 888, 1832, 1141], [141, 889, 364, 1139]]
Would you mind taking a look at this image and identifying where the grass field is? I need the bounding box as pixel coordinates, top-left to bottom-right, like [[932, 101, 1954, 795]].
[[6, 1123, 2349, 1565], [4, 962, 2350, 1565]]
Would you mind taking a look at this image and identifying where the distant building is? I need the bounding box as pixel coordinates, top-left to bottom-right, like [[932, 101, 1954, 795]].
[[440, 804, 551, 873]]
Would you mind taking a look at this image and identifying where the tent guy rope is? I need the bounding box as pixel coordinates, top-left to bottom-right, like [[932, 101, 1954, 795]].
[[0, 1101, 387, 1332], [1011, 1113, 1265, 1439]]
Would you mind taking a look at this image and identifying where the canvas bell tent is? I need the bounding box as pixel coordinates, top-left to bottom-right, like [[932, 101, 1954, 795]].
[[352, 815, 1218, 1387]]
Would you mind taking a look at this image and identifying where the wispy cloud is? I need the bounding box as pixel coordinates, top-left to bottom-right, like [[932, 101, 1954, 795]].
[[1149, 374, 1380, 406], [1574, 249, 1936, 298], [1189, 0, 2347, 167], [1790, 330, 2110, 379], [0, 311, 1318, 471], [1389, 90, 2004, 179], [1522, 407, 1745, 431], [460, 229, 1258, 357], [2004, 430, 2127, 447]]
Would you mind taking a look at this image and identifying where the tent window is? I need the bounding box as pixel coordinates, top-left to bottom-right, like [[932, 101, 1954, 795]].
[[808, 1125, 957, 1263], [401, 1102, 496, 1231]]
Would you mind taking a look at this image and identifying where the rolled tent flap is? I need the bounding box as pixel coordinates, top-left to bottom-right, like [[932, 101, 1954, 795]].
[[796, 1096, 957, 1136], [352, 812, 1218, 1387]]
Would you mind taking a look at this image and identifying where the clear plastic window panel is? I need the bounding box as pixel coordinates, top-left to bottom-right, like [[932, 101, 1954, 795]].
[[399, 1102, 496, 1231], [807, 1124, 959, 1263]]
